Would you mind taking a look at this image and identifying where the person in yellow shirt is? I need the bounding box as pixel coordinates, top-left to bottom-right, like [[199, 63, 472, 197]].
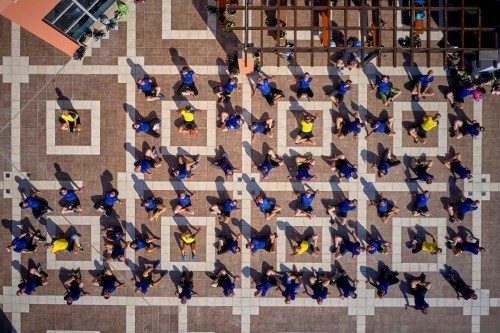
[[44, 233, 83, 254], [294, 113, 319, 145], [408, 113, 441, 144], [410, 235, 442, 255], [177, 105, 199, 136], [180, 227, 201, 261], [290, 234, 319, 258], [60, 109, 81, 135]]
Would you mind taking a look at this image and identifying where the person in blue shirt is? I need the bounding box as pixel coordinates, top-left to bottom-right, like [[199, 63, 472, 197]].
[[328, 79, 352, 107], [332, 36, 360, 76], [128, 235, 158, 253], [409, 158, 434, 184], [246, 231, 278, 256], [59, 186, 85, 215], [91, 268, 125, 299], [444, 152, 473, 182], [220, 111, 244, 132], [333, 269, 359, 299], [175, 270, 198, 304], [453, 119, 485, 139], [176, 66, 200, 97], [249, 118, 275, 140], [370, 75, 401, 106], [93, 189, 124, 217], [19, 191, 53, 220], [254, 268, 281, 297], [132, 117, 161, 138], [328, 153, 358, 180], [101, 226, 125, 243], [132, 263, 167, 296], [411, 70, 435, 101], [216, 233, 241, 255], [277, 272, 303, 304], [447, 194, 480, 223], [445, 267, 477, 300], [411, 190, 431, 217], [333, 229, 365, 259], [304, 274, 332, 305], [328, 196, 358, 225], [252, 148, 284, 181], [372, 148, 401, 179], [141, 193, 168, 222], [446, 235, 485, 256], [173, 191, 197, 216], [366, 239, 391, 255], [295, 72, 314, 101], [104, 242, 128, 263], [16, 263, 48, 296], [294, 189, 320, 219], [134, 146, 162, 179], [6, 231, 44, 253], [368, 193, 400, 224], [170, 154, 201, 181], [211, 268, 240, 297], [214, 77, 240, 106], [210, 152, 240, 180], [254, 193, 282, 221], [365, 265, 399, 299], [209, 193, 239, 223], [63, 270, 89, 305], [334, 111, 365, 140], [405, 278, 431, 314], [288, 154, 317, 185], [252, 76, 285, 106], [136, 77, 165, 102], [446, 81, 478, 109], [365, 115, 395, 140]]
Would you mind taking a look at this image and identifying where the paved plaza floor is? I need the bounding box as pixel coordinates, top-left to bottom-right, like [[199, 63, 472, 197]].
[[0, 1, 499, 333]]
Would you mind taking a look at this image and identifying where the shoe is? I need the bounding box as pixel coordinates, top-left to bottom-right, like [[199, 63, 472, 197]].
[[37, 263, 43, 273], [210, 162, 219, 169], [153, 259, 161, 269], [73, 210, 79, 215], [191, 161, 200, 170], [72, 271, 81, 279], [333, 128, 339, 134], [152, 147, 158, 158], [182, 255, 187, 261], [222, 152, 228, 160], [194, 154, 201, 163], [303, 152, 313, 160], [337, 68, 344, 76], [449, 216, 455, 223], [47, 208, 53, 213], [158, 94, 166, 101], [451, 103, 456, 109], [77, 245, 83, 252], [413, 138, 419, 144], [192, 255, 197, 261], [161, 271, 168, 277], [276, 272, 286, 278], [306, 97, 311, 101], [210, 210, 218, 215], [334, 102, 339, 108], [35, 231, 46, 242], [76, 131, 80, 136]]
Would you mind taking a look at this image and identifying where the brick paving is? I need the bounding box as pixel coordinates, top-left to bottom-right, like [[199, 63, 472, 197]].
[[0, 1, 499, 333]]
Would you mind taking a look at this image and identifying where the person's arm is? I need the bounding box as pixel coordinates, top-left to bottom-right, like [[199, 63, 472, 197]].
[[314, 113, 320, 120], [75, 187, 86, 193], [191, 291, 199, 296], [353, 279, 359, 288], [192, 227, 202, 237], [417, 81, 423, 96]]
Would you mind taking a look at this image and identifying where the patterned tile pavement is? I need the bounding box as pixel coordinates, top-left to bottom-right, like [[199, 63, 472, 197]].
[[0, 1, 500, 332]]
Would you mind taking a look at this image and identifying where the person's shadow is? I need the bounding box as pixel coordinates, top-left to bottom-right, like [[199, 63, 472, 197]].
[[55, 88, 74, 110], [54, 163, 79, 189], [126, 58, 147, 81]]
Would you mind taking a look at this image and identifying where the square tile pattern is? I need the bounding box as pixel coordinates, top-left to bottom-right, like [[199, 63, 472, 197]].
[[0, 2, 498, 333]]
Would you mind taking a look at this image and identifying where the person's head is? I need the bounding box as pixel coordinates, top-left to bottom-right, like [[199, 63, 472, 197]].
[[117, 254, 126, 262], [181, 297, 187, 304], [377, 289, 385, 298], [357, 246, 365, 253], [470, 293, 478, 300], [231, 77, 238, 84], [424, 190, 430, 198], [137, 78, 145, 85], [171, 169, 180, 177], [130, 242, 137, 249], [257, 77, 265, 84], [421, 306, 428, 315], [245, 243, 254, 250], [61, 109, 69, 115], [236, 118, 245, 126], [381, 75, 390, 83], [350, 199, 358, 207], [132, 123, 139, 130], [357, 122, 366, 129], [351, 172, 358, 179], [5, 245, 14, 251], [232, 246, 241, 253], [259, 167, 268, 175], [350, 291, 358, 299], [142, 199, 151, 207], [303, 72, 310, 79], [66, 297, 73, 305], [134, 165, 142, 172], [466, 174, 473, 182], [479, 126, 485, 132], [179, 191, 187, 199], [367, 244, 375, 253], [226, 289, 235, 297], [425, 176, 434, 185], [19, 201, 28, 208], [230, 200, 238, 206], [59, 187, 67, 195], [16, 289, 25, 296], [427, 70, 434, 77], [305, 189, 313, 195], [435, 247, 443, 254], [345, 79, 353, 86], [478, 247, 486, 253], [304, 115, 313, 123], [285, 296, 291, 304], [300, 177, 307, 185], [316, 297, 323, 305], [377, 170, 385, 178], [254, 289, 263, 297], [103, 289, 111, 299], [433, 113, 441, 121], [109, 189, 117, 197], [181, 66, 190, 73], [249, 124, 257, 131], [44, 243, 54, 249]]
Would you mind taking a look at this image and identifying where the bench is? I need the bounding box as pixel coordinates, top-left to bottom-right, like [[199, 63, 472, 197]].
[[217, 0, 227, 27], [414, 17, 424, 35], [321, 0, 329, 46]]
